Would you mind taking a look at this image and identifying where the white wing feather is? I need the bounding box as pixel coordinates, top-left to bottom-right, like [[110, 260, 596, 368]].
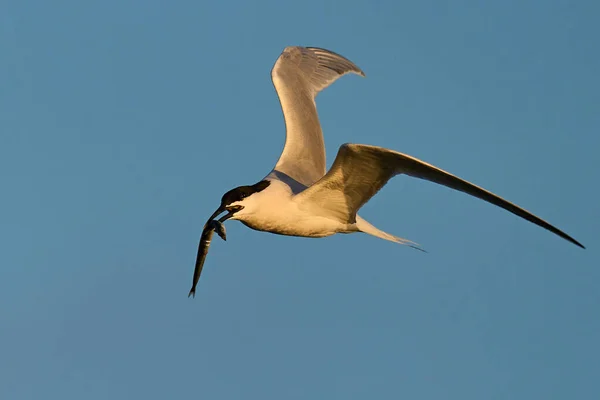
[[270, 47, 364, 187]]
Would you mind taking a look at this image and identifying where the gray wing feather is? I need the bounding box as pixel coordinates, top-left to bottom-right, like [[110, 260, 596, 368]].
[[270, 47, 364, 187], [297, 143, 584, 248], [293, 47, 365, 93]]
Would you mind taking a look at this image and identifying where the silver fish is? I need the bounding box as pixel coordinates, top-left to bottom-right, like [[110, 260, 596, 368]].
[[213, 220, 227, 241], [188, 220, 228, 298]]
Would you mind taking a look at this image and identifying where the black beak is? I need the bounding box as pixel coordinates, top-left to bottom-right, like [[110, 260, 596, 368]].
[[207, 205, 226, 224], [206, 204, 243, 226]]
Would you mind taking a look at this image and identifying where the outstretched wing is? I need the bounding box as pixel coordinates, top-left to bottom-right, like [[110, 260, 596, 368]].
[[296, 143, 584, 248], [270, 47, 364, 186]]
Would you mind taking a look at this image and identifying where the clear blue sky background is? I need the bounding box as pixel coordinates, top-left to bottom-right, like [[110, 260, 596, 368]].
[[1, 1, 598, 399]]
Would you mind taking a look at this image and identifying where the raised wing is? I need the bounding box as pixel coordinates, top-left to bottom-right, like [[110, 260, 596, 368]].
[[297, 143, 584, 248], [270, 47, 364, 186]]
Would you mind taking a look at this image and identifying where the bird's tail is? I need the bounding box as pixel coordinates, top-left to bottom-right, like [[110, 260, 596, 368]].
[[355, 216, 426, 252]]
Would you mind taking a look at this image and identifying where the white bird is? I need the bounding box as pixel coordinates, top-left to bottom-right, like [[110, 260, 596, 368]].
[[189, 46, 584, 297]]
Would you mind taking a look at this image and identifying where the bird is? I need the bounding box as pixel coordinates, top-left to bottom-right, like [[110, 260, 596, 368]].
[[188, 46, 584, 297]]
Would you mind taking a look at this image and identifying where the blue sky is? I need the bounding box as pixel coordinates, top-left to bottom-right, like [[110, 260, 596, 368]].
[[1, 1, 598, 399]]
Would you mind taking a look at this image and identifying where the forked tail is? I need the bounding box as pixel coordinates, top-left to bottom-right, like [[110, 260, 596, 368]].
[[355, 216, 426, 252]]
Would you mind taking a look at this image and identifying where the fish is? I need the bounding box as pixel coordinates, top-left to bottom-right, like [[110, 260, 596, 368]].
[[213, 220, 227, 241], [188, 219, 227, 298]]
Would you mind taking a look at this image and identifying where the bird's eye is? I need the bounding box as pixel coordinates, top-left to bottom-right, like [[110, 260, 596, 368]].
[[240, 193, 247, 199]]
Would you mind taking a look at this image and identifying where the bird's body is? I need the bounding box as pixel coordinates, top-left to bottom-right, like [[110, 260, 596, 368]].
[[229, 176, 355, 238], [188, 45, 583, 297]]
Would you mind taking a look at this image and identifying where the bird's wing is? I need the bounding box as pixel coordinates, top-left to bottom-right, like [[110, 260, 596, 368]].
[[270, 47, 364, 186], [296, 143, 584, 248]]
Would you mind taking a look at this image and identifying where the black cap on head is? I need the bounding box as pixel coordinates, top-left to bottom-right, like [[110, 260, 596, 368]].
[[206, 180, 271, 224], [220, 180, 271, 207]]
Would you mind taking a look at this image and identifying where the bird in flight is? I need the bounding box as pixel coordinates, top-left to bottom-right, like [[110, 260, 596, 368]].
[[188, 46, 584, 297]]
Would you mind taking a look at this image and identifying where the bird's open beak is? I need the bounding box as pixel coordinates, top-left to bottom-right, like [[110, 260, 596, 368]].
[[206, 205, 244, 225], [207, 206, 226, 223]]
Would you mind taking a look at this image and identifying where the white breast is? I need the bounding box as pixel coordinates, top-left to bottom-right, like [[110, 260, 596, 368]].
[[232, 179, 348, 237]]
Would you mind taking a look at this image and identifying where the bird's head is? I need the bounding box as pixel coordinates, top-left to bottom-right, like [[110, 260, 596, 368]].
[[207, 180, 271, 224]]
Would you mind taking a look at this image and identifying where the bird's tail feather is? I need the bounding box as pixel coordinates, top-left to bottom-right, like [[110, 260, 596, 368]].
[[355, 216, 426, 252]]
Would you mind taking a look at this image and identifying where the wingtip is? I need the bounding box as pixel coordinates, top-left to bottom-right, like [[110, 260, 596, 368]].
[[563, 234, 585, 249], [414, 246, 428, 253]]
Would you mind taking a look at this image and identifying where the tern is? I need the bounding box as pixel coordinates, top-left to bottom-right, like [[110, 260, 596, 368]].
[[189, 46, 584, 297]]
